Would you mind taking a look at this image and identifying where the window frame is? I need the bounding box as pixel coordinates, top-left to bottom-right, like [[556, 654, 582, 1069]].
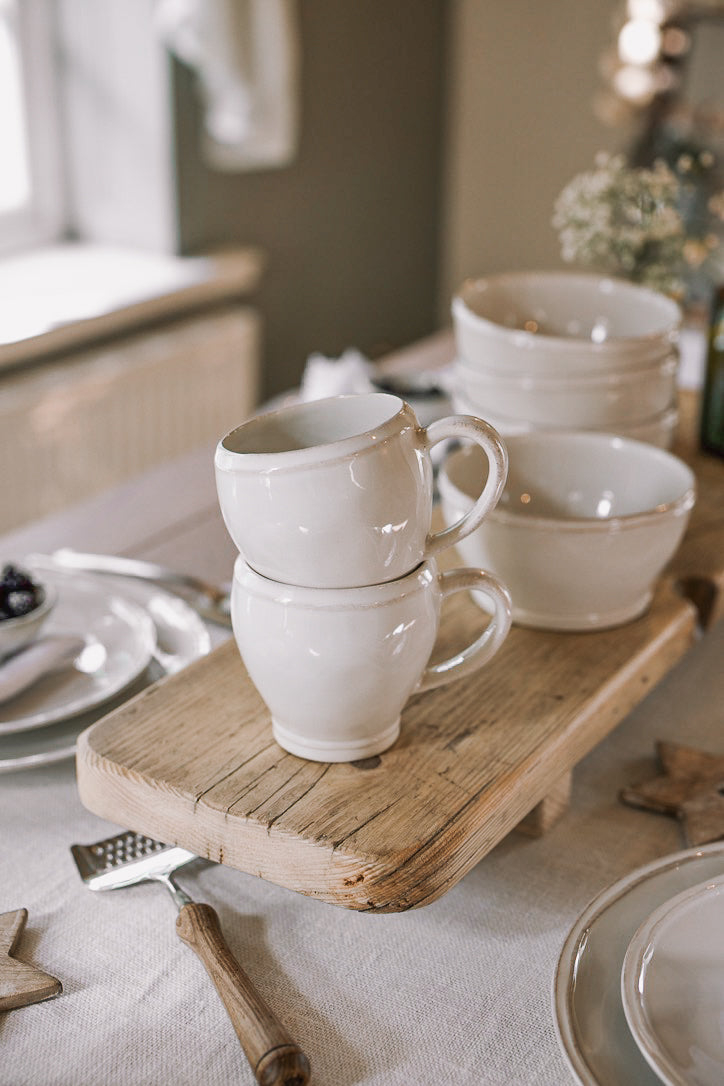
[[0, 0, 65, 256]]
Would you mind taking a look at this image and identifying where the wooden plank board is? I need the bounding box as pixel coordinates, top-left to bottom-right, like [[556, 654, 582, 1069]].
[[75, 383, 724, 914], [77, 577, 697, 912]]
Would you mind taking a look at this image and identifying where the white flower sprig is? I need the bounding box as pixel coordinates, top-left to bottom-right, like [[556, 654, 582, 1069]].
[[552, 152, 723, 296]]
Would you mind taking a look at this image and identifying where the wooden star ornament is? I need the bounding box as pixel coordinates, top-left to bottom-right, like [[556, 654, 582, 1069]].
[[0, 909, 62, 1012], [620, 740, 724, 847]]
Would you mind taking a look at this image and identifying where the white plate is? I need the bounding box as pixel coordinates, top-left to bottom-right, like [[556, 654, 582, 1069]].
[[0, 660, 165, 772], [621, 873, 724, 1086], [0, 569, 157, 734], [0, 574, 211, 771], [554, 842, 724, 1086]]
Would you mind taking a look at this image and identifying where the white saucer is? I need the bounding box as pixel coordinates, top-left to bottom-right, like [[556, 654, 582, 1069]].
[[621, 873, 724, 1086], [0, 569, 157, 734], [0, 573, 211, 771], [554, 842, 724, 1086]]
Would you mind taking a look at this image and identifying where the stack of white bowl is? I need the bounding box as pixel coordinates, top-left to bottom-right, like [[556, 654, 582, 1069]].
[[451, 271, 683, 448]]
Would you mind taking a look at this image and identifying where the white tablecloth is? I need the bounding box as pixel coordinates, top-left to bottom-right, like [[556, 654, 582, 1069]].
[[0, 371, 721, 1083], [1, 577, 722, 1084]]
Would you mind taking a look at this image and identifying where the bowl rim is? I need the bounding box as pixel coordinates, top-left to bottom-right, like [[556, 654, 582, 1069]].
[[453, 353, 678, 389], [439, 432, 697, 533], [451, 393, 680, 429], [452, 270, 682, 350]]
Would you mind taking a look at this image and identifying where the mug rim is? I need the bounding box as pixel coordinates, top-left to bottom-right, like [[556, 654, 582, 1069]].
[[233, 553, 438, 606], [215, 393, 414, 472]]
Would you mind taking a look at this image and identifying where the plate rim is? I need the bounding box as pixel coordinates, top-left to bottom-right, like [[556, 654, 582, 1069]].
[[620, 871, 724, 1086], [553, 841, 724, 1086]]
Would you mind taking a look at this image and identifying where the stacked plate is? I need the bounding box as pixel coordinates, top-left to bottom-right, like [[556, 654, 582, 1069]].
[[554, 842, 724, 1085], [0, 566, 210, 772], [451, 271, 683, 448]]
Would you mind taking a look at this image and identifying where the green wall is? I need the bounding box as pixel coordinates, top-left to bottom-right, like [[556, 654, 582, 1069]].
[[173, 1, 449, 400]]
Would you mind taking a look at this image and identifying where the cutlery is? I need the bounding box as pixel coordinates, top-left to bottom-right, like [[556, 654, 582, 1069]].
[[71, 831, 311, 1086], [0, 636, 86, 705], [29, 551, 232, 628]]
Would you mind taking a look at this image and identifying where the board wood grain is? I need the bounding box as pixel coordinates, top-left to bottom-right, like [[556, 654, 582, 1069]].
[[77, 577, 698, 912]]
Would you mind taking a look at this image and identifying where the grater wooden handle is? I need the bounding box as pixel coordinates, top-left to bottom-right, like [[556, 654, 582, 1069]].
[[176, 903, 311, 1086]]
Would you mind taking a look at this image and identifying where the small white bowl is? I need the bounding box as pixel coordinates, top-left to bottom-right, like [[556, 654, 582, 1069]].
[[438, 432, 696, 631], [453, 271, 681, 376], [451, 389, 679, 449], [0, 579, 56, 660], [452, 353, 678, 428]]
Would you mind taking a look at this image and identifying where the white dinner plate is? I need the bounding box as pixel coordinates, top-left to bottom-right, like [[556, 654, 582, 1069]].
[[554, 842, 724, 1086], [0, 573, 211, 771], [0, 660, 165, 771], [621, 873, 724, 1086]]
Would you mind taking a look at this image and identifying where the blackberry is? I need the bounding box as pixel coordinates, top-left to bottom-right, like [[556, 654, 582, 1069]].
[[0, 564, 42, 620], [6, 589, 38, 617], [0, 564, 34, 591]]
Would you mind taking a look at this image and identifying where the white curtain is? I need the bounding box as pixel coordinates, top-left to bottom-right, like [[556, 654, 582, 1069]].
[[156, 0, 300, 171]]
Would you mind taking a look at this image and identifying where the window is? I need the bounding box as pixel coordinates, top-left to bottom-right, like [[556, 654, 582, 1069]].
[[0, 0, 64, 255], [0, 0, 299, 262]]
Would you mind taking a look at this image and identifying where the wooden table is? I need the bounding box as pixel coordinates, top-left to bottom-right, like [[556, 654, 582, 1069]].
[[74, 334, 724, 912], [2, 331, 723, 1086]]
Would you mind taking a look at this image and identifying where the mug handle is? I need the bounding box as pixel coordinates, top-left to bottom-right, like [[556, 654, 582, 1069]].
[[417, 568, 512, 693], [421, 415, 508, 557]]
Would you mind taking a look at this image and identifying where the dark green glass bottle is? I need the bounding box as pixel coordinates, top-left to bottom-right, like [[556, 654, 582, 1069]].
[[700, 285, 724, 457]]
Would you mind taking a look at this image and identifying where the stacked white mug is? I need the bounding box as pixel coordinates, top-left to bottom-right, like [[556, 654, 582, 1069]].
[[214, 392, 512, 762]]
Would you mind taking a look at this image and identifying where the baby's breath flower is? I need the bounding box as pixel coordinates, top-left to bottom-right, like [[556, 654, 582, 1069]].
[[709, 192, 724, 221], [683, 239, 710, 268], [552, 152, 722, 296]]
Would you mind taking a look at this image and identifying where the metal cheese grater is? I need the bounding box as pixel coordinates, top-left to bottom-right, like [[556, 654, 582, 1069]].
[[71, 831, 311, 1086]]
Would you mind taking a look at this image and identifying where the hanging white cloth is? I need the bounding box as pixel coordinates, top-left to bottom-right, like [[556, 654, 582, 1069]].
[[156, 0, 300, 171]]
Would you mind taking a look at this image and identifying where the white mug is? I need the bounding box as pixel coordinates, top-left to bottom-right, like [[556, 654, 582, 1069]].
[[231, 554, 512, 762], [215, 393, 508, 588]]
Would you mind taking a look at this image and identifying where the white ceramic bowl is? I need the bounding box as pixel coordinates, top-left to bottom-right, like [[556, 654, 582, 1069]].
[[438, 432, 696, 631], [451, 388, 679, 449], [0, 578, 56, 659], [452, 354, 678, 428], [453, 271, 681, 376]]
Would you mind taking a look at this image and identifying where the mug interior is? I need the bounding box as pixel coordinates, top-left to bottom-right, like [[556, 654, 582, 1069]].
[[222, 393, 403, 455], [442, 433, 694, 522], [456, 273, 681, 343]]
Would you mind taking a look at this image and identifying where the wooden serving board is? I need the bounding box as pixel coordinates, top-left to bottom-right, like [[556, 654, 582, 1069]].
[[76, 391, 724, 913]]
